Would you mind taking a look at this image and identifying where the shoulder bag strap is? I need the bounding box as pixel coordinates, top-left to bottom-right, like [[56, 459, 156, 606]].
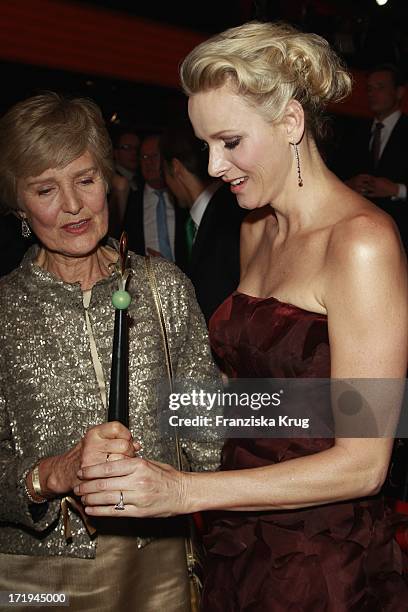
[[144, 257, 182, 470]]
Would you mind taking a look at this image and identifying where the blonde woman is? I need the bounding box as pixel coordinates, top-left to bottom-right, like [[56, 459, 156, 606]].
[[78, 23, 408, 610]]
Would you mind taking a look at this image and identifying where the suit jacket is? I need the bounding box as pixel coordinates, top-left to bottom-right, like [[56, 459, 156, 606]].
[[122, 183, 188, 268], [185, 184, 247, 323], [340, 114, 408, 249]]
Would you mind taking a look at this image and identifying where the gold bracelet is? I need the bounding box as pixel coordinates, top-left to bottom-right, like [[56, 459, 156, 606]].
[[23, 467, 46, 504], [32, 464, 44, 498], [23, 477, 37, 504]]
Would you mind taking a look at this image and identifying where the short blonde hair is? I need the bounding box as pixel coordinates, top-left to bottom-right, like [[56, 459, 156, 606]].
[[0, 92, 114, 212], [180, 21, 351, 140]]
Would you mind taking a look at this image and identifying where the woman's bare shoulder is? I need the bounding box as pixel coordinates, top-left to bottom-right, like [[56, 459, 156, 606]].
[[327, 201, 404, 268]]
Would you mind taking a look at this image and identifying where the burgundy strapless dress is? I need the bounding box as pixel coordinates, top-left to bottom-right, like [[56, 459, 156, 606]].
[[202, 292, 407, 612]]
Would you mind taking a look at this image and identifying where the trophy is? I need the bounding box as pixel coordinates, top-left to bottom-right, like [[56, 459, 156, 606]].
[[108, 232, 132, 426]]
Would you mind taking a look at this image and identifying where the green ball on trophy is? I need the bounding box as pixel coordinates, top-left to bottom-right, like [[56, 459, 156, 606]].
[[112, 290, 131, 310]]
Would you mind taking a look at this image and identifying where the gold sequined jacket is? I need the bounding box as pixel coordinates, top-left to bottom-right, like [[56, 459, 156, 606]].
[[0, 245, 221, 558]]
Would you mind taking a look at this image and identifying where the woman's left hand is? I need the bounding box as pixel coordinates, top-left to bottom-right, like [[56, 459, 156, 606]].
[[74, 457, 190, 518]]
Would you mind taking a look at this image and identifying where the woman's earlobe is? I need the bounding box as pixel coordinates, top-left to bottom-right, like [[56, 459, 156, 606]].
[[284, 99, 305, 144], [15, 208, 26, 221]]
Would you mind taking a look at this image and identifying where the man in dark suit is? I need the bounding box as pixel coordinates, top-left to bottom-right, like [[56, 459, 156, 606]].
[[109, 125, 141, 238], [122, 134, 188, 266], [341, 64, 408, 249], [161, 122, 247, 323]]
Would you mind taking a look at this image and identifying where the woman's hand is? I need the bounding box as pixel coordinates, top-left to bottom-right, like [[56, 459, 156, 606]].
[[35, 422, 137, 498], [74, 457, 190, 518]]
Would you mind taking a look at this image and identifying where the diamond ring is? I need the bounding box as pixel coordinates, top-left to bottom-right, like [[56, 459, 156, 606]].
[[114, 491, 125, 511]]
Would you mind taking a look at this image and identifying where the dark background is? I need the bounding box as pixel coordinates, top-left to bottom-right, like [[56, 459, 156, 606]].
[[1, 0, 407, 133], [0, 0, 407, 275]]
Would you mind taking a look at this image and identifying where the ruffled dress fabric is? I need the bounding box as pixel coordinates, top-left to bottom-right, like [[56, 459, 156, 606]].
[[202, 292, 407, 611]]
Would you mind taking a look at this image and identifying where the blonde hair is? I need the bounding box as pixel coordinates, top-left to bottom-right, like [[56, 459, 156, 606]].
[[0, 92, 114, 212], [180, 21, 351, 140]]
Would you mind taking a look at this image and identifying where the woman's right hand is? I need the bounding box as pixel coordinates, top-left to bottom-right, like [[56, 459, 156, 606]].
[[31, 422, 137, 499]]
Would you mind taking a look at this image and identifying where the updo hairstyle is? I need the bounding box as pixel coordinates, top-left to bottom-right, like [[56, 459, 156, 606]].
[[180, 21, 352, 141]]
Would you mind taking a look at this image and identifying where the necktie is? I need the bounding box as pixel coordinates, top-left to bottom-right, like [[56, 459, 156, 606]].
[[371, 122, 384, 168], [185, 214, 197, 260], [155, 190, 173, 261]]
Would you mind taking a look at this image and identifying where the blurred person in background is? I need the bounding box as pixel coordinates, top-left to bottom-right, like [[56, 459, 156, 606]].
[[108, 125, 140, 238], [342, 64, 408, 251], [161, 121, 247, 323], [123, 133, 188, 266]]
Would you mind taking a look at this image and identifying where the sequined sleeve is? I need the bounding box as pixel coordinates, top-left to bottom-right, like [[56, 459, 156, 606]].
[[152, 259, 223, 472], [0, 369, 60, 529]]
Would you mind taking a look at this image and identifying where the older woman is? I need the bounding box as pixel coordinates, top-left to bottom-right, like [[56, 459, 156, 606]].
[[77, 23, 408, 609], [0, 92, 220, 611]]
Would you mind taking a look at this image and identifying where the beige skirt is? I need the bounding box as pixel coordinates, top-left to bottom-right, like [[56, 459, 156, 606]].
[[0, 533, 190, 612]]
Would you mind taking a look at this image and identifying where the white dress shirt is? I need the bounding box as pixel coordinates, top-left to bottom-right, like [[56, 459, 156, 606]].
[[189, 181, 223, 242], [143, 183, 176, 259]]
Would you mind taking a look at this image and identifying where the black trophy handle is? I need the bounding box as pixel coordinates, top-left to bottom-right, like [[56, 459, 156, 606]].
[[108, 308, 129, 426]]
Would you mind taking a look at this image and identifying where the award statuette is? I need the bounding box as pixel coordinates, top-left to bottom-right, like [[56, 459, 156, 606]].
[[108, 232, 132, 426]]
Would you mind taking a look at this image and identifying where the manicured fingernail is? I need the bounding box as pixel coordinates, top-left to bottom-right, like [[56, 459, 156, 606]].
[[77, 469, 83, 478]]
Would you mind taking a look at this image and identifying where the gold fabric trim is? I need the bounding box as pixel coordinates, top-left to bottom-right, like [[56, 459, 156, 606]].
[[82, 289, 107, 410], [61, 496, 97, 543]]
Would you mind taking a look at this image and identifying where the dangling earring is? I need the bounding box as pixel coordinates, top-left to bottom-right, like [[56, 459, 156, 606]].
[[21, 218, 31, 238], [292, 142, 303, 187]]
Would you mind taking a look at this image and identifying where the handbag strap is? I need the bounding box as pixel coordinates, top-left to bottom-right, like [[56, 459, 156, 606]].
[[144, 257, 182, 471], [144, 258, 205, 592]]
